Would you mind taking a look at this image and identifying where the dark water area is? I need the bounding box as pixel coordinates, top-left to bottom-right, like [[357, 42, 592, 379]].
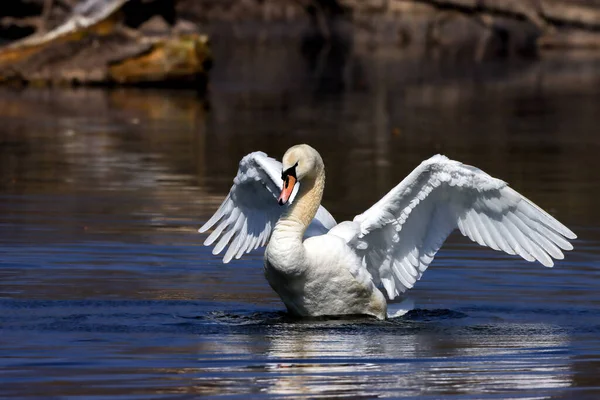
[[1, 36, 600, 398]]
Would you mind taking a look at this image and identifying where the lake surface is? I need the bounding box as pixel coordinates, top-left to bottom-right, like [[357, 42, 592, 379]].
[[1, 38, 600, 398]]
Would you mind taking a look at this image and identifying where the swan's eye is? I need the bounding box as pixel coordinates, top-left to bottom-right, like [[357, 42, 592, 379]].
[[281, 162, 298, 182]]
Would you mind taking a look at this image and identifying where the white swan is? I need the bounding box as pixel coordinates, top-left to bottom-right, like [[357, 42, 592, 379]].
[[199, 144, 576, 319]]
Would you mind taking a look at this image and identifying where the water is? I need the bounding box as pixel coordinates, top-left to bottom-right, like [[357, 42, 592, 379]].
[[1, 38, 600, 398]]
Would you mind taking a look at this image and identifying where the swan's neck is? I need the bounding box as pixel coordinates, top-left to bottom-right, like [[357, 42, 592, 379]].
[[272, 167, 325, 243]]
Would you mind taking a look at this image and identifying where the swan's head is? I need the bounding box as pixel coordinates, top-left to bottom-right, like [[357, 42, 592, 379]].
[[278, 144, 322, 205]]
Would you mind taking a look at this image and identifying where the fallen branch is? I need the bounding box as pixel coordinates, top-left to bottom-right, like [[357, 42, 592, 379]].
[[0, 16, 43, 30]]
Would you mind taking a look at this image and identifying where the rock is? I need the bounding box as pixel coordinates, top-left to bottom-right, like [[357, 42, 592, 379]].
[[138, 15, 172, 35], [108, 33, 211, 86], [173, 19, 198, 35], [0, 31, 210, 87]]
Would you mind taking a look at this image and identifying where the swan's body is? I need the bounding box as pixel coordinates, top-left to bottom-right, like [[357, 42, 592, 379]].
[[199, 145, 576, 320]]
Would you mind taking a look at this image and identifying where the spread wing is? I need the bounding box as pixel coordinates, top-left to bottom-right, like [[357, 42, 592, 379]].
[[349, 155, 576, 299], [199, 151, 336, 263]]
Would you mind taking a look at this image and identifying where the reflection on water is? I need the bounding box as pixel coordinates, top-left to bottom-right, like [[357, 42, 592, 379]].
[[1, 37, 600, 398], [261, 325, 572, 398], [174, 323, 572, 397]]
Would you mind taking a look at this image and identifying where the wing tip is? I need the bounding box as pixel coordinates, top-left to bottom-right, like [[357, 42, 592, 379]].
[[541, 257, 554, 268], [198, 224, 209, 233], [551, 219, 577, 241]]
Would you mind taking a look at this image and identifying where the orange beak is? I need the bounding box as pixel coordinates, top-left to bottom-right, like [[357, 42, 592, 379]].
[[278, 175, 296, 205]]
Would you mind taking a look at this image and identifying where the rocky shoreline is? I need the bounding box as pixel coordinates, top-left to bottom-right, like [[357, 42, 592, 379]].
[[2, 0, 600, 87]]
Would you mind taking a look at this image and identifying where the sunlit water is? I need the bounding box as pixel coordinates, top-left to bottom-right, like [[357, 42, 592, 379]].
[[1, 37, 600, 398]]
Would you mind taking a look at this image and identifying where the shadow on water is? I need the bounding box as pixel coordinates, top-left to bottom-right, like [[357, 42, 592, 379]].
[[1, 31, 600, 398]]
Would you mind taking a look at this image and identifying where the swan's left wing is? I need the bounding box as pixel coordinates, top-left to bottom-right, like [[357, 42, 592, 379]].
[[199, 151, 336, 263], [346, 155, 576, 300]]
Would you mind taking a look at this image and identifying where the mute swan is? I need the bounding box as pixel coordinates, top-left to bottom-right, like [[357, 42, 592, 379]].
[[199, 144, 576, 319]]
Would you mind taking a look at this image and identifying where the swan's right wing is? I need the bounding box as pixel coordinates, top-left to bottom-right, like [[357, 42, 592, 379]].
[[199, 151, 335, 263]]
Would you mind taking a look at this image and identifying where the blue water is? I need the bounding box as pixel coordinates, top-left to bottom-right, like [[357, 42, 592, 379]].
[[1, 41, 600, 398]]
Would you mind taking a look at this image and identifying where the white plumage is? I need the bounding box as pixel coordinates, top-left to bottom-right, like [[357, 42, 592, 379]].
[[199, 146, 576, 319]]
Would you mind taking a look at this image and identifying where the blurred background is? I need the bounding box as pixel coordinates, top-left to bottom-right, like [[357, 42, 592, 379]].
[[1, 0, 599, 399]]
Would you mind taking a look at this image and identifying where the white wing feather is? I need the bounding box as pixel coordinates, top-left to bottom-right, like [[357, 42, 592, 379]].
[[349, 155, 576, 299], [199, 151, 336, 263]]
